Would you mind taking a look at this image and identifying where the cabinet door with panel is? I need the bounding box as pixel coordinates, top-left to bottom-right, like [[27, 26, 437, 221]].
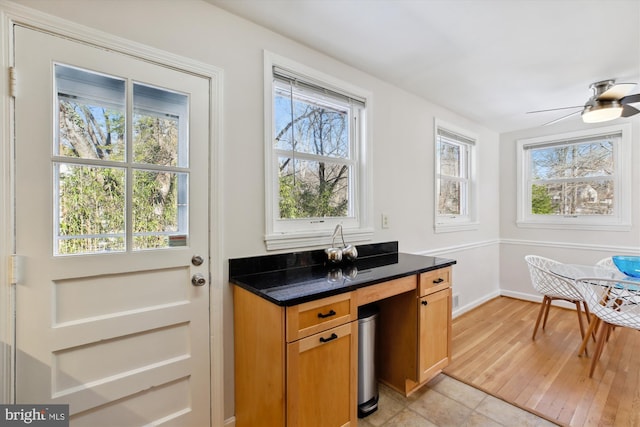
[[286, 322, 358, 427], [418, 287, 452, 383]]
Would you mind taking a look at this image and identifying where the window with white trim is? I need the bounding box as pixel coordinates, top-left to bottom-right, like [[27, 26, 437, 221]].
[[264, 52, 372, 250], [517, 124, 631, 230], [434, 120, 478, 232]]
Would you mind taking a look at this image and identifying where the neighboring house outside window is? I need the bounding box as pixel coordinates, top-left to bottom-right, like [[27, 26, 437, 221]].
[[434, 119, 478, 232], [264, 52, 373, 250], [517, 124, 631, 231]]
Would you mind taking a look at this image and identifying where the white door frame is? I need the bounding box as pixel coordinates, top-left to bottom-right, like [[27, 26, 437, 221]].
[[0, 1, 224, 425]]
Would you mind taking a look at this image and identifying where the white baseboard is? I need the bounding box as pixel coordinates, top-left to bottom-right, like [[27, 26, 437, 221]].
[[224, 416, 235, 426], [452, 290, 500, 318], [498, 289, 581, 311], [453, 289, 583, 319], [499, 289, 540, 303]]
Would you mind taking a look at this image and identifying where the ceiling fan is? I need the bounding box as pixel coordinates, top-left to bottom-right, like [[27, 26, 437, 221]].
[[527, 80, 640, 126]]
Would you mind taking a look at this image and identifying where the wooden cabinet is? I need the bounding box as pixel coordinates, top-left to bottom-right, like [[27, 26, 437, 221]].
[[234, 265, 453, 424], [417, 267, 452, 384], [234, 287, 357, 427], [377, 267, 452, 396], [287, 322, 357, 427], [233, 287, 286, 427], [418, 286, 452, 384]]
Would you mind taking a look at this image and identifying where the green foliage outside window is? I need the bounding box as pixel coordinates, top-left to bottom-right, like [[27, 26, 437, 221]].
[[531, 184, 554, 214], [57, 99, 182, 254]]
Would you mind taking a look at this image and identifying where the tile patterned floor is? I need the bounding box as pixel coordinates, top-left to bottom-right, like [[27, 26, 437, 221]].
[[357, 375, 559, 427]]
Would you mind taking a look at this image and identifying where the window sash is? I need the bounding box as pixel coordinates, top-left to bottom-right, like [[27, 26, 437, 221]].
[[272, 71, 358, 223], [524, 133, 619, 218], [436, 128, 473, 220], [273, 80, 353, 160], [516, 124, 631, 230]]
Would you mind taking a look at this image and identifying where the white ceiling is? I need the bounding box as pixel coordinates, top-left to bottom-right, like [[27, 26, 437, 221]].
[[206, 0, 640, 133]]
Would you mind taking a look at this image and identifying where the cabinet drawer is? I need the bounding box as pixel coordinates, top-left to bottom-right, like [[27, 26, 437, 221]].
[[356, 275, 417, 306], [286, 292, 356, 342], [418, 267, 451, 296]]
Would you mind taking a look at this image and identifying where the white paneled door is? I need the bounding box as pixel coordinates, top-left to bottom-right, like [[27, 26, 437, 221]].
[[13, 25, 211, 425]]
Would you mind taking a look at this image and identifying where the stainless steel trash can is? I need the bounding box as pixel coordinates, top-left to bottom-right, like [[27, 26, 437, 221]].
[[358, 305, 379, 418]]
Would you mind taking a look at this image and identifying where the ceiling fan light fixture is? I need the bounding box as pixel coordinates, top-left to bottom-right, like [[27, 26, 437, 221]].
[[581, 100, 623, 123]]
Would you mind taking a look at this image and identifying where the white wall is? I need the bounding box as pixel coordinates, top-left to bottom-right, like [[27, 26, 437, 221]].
[[8, 0, 501, 421], [499, 119, 640, 301]]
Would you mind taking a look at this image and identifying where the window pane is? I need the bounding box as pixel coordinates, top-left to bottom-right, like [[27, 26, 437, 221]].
[[438, 142, 461, 177], [56, 65, 126, 161], [133, 170, 188, 250], [530, 141, 613, 180], [531, 181, 614, 215], [274, 85, 294, 151], [274, 84, 350, 159], [133, 84, 188, 167], [278, 157, 349, 219], [438, 179, 461, 215], [55, 163, 125, 254]]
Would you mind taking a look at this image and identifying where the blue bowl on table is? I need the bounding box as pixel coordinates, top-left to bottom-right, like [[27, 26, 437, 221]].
[[612, 256, 640, 278]]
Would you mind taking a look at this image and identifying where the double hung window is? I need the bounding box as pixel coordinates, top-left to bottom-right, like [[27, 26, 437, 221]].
[[265, 52, 372, 249], [434, 120, 477, 232], [517, 124, 631, 230]]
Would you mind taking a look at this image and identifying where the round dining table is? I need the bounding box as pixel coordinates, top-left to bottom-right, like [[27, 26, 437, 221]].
[[549, 262, 639, 358], [549, 263, 635, 281]]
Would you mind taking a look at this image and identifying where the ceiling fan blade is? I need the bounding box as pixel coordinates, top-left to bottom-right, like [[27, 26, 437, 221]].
[[526, 106, 583, 114], [542, 110, 582, 126], [621, 93, 640, 105], [597, 83, 636, 101], [621, 104, 640, 117]]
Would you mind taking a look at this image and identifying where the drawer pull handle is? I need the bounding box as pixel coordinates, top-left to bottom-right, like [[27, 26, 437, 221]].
[[320, 333, 338, 343], [421, 300, 428, 306], [433, 278, 444, 284], [317, 309, 337, 319]]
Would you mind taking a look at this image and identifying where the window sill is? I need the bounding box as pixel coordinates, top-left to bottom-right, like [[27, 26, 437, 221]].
[[516, 220, 631, 232], [265, 228, 374, 251], [434, 222, 479, 233]]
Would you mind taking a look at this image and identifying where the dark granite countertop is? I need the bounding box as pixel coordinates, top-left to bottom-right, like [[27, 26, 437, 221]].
[[229, 242, 456, 306]]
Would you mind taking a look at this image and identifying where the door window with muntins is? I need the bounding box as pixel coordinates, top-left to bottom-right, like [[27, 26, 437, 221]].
[[54, 64, 190, 255]]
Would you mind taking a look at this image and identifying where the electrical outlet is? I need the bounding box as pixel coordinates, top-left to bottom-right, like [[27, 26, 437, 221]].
[[453, 294, 460, 309], [381, 213, 390, 229]]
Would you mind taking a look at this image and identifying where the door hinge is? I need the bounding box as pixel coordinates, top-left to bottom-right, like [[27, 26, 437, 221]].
[[9, 67, 16, 98], [8, 255, 22, 285]]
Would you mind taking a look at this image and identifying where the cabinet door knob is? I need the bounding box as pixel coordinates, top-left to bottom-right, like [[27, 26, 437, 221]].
[[433, 278, 444, 284], [421, 300, 428, 306], [317, 309, 337, 319], [319, 333, 338, 343]]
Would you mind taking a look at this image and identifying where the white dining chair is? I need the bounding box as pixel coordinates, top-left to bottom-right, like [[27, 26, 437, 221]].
[[525, 255, 591, 341], [573, 277, 640, 377]]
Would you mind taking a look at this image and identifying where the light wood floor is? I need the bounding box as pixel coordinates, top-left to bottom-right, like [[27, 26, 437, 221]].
[[444, 296, 640, 427]]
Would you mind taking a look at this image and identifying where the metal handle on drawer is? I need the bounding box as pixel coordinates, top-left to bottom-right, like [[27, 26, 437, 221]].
[[319, 333, 338, 343], [317, 309, 337, 319], [421, 300, 428, 306], [433, 278, 444, 284]]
